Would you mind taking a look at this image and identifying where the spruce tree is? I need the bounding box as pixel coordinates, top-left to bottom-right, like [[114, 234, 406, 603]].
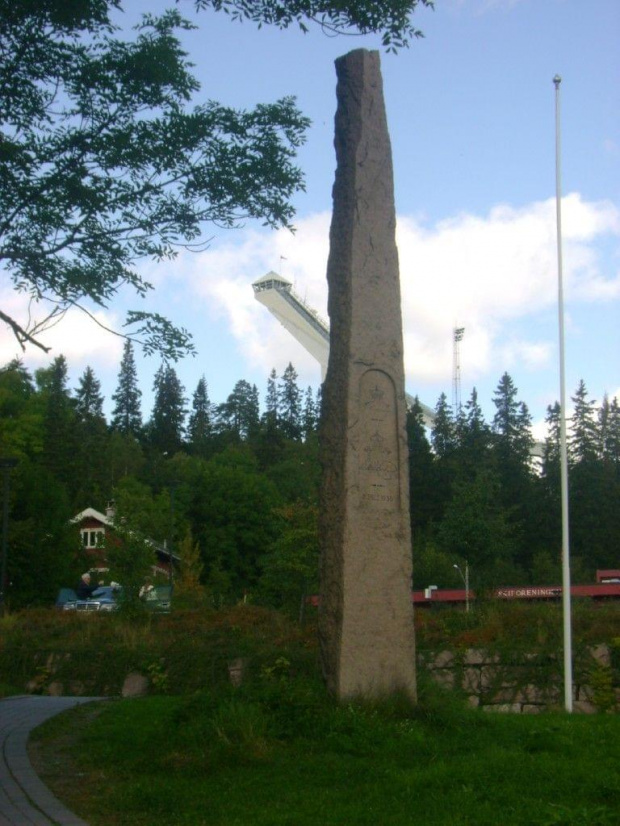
[[599, 395, 620, 466], [406, 397, 434, 537], [278, 362, 302, 440], [491, 373, 534, 467], [542, 401, 562, 476], [149, 363, 187, 456], [74, 366, 109, 505], [570, 380, 598, 463], [457, 387, 491, 477], [302, 386, 318, 439], [216, 379, 260, 440], [490, 372, 535, 571], [111, 341, 142, 436], [38, 355, 78, 499], [188, 376, 213, 456], [75, 366, 104, 421], [431, 392, 456, 458], [263, 368, 279, 433]]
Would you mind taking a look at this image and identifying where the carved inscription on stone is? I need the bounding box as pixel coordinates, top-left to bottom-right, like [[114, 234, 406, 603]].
[[357, 370, 399, 512]]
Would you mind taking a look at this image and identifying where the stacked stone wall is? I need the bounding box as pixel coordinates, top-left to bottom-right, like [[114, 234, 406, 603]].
[[419, 644, 618, 713]]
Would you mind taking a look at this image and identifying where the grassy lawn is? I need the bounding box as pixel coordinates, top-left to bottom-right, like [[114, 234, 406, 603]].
[[31, 672, 620, 826]]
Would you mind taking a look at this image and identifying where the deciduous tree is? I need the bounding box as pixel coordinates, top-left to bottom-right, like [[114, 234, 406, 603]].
[[0, 1, 309, 357]]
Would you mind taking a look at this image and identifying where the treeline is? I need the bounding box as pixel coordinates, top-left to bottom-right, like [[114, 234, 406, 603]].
[[0, 342, 321, 610], [1, 343, 618, 611], [408, 376, 620, 593]]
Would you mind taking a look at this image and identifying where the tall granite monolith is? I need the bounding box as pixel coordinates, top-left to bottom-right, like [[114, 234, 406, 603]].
[[319, 49, 416, 700]]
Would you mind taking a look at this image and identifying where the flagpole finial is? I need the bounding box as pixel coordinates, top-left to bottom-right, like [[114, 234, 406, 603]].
[[553, 74, 562, 87]]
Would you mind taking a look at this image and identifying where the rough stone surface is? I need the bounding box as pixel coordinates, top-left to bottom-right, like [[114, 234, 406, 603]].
[[482, 703, 523, 714], [430, 669, 455, 690], [319, 49, 416, 700], [588, 644, 611, 667], [572, 699, 598, 715], [228, 658, 247, 687], [431, 650, 455, 669], [462, 668, 480, 695], [121, 672, 149, 698]]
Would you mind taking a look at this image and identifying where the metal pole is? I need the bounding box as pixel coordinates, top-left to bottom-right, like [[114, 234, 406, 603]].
[[465, 560, 470, 614], [554, 74, 573, 713], [453, 563, 470, 613]]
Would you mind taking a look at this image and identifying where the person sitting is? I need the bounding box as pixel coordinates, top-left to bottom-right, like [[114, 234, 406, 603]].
[[76, 572, 101, 600], [139, 577, 154, 599]]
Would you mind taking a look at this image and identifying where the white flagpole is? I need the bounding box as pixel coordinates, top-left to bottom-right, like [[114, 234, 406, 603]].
[[553, 74, 573, 713]]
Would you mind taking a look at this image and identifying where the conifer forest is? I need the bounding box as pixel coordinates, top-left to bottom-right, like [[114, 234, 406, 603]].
[[1, 347, 618, 611]]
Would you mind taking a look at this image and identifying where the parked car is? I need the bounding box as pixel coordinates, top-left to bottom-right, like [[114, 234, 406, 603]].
[[55, 584, 172, 613], [56, 585, 120, 612]]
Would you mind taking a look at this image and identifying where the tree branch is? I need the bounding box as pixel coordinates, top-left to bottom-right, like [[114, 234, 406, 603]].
[[0, 309, 52, 353]]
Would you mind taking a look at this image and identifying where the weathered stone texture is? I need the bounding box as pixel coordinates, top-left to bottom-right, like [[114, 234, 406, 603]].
[[319, 49, 416, 700]]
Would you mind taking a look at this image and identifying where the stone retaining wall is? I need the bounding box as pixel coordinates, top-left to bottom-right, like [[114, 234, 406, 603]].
[[419, 644, 618, 713]]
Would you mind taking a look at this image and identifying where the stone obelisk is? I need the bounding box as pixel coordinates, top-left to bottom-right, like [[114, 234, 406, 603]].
[[319, 49, 416, 701]]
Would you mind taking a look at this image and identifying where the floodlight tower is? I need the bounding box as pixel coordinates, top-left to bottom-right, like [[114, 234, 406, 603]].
[[452, 327, 465, 416]]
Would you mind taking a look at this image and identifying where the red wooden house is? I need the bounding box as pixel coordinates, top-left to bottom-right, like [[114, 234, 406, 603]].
[[71, 504, 179, 578]]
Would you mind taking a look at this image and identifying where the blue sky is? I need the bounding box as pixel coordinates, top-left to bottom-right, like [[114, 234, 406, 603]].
[[1, 0, 618, 437]]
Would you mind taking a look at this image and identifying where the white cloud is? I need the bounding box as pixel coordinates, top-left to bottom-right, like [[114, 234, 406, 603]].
[[182, 219, 331, 385], [185, 193, 618, 394], [0, 287, 123, 371], [2, 193, 616, 417]]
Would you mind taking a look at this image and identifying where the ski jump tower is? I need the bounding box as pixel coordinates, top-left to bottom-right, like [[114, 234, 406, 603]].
[[253, 271, 330, 379], [252, 271, 435, 426]]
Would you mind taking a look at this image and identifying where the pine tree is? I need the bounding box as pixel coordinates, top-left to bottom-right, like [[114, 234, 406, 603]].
[[111, 341, 142, 436], [278, 362, 302, 440], [149, 363, 187, 455], [188, 376, 213, 456]]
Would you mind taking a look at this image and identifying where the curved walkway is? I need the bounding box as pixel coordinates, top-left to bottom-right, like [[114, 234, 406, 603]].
[[0, 695, 100, 825]]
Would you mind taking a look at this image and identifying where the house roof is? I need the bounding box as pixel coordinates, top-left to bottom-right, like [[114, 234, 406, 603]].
[[71, 507, 113, 526]]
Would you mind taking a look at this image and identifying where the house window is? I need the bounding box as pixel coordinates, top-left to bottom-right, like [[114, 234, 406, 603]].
[[81, 529, 104, 548]]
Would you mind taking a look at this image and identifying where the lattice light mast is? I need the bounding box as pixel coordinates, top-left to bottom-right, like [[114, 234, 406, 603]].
[[452, 327, 465, 416]]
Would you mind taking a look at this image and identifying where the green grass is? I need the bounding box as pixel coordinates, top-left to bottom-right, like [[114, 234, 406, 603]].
[[33, 670, 620, 826]]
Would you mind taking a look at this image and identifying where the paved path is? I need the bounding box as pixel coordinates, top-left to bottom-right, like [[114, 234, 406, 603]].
[[0, 695, 100, 826]]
